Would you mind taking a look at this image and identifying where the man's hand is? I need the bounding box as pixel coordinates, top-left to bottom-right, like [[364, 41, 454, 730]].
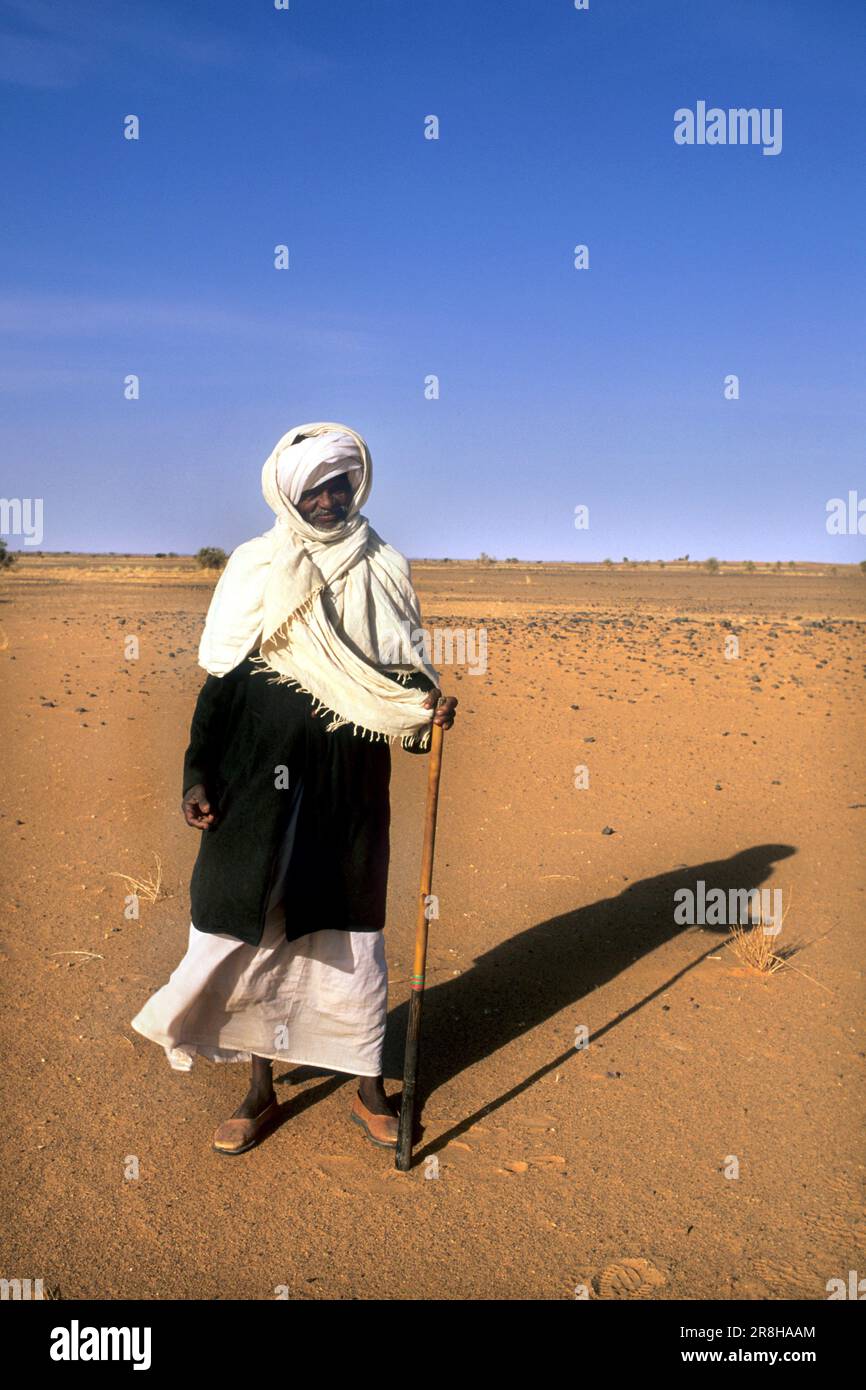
[[182, 784, 218, 829], [423, 688, 458, 730]]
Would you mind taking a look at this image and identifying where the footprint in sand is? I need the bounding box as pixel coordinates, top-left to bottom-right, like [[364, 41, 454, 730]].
[[594, 1258, 667, 1299]]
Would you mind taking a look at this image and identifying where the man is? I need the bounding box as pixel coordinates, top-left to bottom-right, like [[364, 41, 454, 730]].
[[131, 422, 457, 1153]]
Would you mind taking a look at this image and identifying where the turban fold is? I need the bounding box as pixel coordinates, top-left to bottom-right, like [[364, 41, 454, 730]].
[[276, 430, 363, 507]]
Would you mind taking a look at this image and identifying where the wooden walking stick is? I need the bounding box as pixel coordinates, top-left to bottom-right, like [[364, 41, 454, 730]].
[[395, 718, 445, 1170]]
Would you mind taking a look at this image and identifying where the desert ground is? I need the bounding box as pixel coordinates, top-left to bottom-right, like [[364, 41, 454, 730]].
[[1, 556, 864, 1300]]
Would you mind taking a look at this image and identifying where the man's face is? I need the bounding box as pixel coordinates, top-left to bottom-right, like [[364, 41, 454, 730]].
[[297, 472, 354, 529]]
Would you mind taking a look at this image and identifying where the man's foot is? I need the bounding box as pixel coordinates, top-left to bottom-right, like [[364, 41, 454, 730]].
[[232, 1086, 277, 1121], [357, 1075, 394, 1117], [212, 1094, 280, 1155], [352, 1079, 399, 1148]]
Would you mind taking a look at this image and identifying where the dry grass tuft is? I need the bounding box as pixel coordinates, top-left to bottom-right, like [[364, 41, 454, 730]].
[[729, 890, 792, 975], [729, 922, 787, 975], [110, 852, 172, 904], [726, 889, 830, 992]]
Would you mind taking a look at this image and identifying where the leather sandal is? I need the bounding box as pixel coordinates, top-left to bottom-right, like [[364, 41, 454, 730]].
[[212, 1097, 281, 1156], [351, 1090, 399, 1148]]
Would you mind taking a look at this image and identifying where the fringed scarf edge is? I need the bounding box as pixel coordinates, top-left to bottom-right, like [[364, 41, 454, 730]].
[[249, 598, 432, 751]]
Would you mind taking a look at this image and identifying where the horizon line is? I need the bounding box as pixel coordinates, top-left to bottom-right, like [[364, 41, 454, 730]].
[[3, 550, 863, 569]]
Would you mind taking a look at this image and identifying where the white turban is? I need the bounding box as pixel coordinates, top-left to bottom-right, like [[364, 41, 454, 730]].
[[276, 430, 363, 507]]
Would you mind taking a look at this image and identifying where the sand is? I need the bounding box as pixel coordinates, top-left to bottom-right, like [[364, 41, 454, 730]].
[[1, 557, 864, 1300]]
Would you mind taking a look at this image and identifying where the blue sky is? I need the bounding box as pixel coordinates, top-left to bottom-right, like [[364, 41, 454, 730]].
[[1, 0, 864, 561]]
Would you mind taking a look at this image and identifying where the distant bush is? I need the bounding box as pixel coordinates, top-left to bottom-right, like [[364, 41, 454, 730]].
[[0, 539, 16, 570], [154, 552, 166, 558], [478, 552, 496, 564], [773, 560, 782, 572], [603, 558, 613, 567], [788, 560, 796, 570], [705, 556, 720, 574], [744, 560, 756, 572], [505, 556, 518, 563], [196, 546, 228, 570], [860, 560, 866, 575]]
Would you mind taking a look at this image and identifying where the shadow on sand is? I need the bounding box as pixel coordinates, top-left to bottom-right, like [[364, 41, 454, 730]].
[[278, 842, 795, 1162]]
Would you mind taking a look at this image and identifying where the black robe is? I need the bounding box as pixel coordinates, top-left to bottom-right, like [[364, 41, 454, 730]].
[[181, 656, 433, 947]]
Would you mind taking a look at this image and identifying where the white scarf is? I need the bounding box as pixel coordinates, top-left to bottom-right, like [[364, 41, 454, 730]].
[[197, 421, 439, 747]]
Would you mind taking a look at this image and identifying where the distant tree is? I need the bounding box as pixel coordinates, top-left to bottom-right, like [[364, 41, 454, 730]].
[[788, 560, 796, 570], [705, 556, 720, 574], [505, 556, 518, 563], [196, 546, 228, 571], [658, 560, 666, 568], [622, 556, 628, 564], [478, 552, 495, 564], [830, 565, 838, 576], [603, 558, 613, 568], [744, 560, 756, 572], [0, 539, 16, 570], [155, 552, 166, 558], [773, 560, 782, 572]]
